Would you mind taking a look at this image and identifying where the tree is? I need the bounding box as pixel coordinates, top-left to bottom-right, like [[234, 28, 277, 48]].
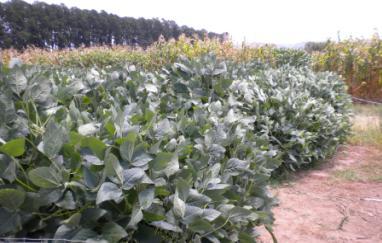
[[0, 0, 224, 50]]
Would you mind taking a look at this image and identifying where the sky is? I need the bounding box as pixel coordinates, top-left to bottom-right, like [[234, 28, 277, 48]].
[[19, 0, 382, 45]]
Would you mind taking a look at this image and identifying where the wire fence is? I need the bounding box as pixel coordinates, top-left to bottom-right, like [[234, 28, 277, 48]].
[[0, 238, 88, 243]]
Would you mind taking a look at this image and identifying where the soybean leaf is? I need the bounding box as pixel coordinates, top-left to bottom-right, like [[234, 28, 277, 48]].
[[173, 193, 186, 218], [56, 190, 76, 210], [54, 225, 98, 241], [138, 186, 155, 210], [149, 152, 178, 175], [188, 217, 214, 233], [154, 119, 175, 139], [102, 222, 128, 243], [127, 204, 143, 229], [131, 144, 152, 167], [43, 121, 67, 157], [202, 208, 221, 222], [175, 178, 190, 201], [122, 168, 145, 190], [0, 188, 26, 211], [0, 138, 25, 157], [229, 207, 258, 222], [81, 137, 106, 159], [225, 158, 250, 175], [78, 122, 101, 136], [80, 208, 108, 228], [2, 159, 16, 182], [150, 221, 182, 233], [0, 208, 21, 234], [119, 132, 137, 162], [28, 167, 62, 188], [150, 152, 174, 171], [143, 210, 166, 222], [61, 213, 81, 227], [96, 182, 123, 205], [105, 149, 124, 184]]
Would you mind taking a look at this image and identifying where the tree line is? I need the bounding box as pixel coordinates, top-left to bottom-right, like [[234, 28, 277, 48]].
[[0, 0, 226, 50]]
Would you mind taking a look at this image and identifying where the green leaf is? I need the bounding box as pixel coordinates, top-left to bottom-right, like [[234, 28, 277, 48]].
[[155, 187, 171, 197], [228, 207, 258, 222], [122, 168, 146, 190], [80, 208, 108, 228], [72, 228, 99, 241], [150, 152, 174, 172], [0, 138, 25, 157], [102, 222, 128, 243], [239, 231, 255, 243], [96, 182, 123, 205], [56, 190, 76, 210], [0, 188, 25, 211], [83, 167, 100, 189], [202, 208, 221, 222], [150, 221, 182, 233], [174, 63, 192, 74], [105, 148, 124, 184], [28, 167, 62, 188], [213, 78, 233, 97], [81, 137, 106, 159], [62, 213, 81, 227], [173, 82, 189, 94], [9, 69, 27, 95], [188, 218, 214, 233], [183, 205, 203, 224], [2, 159, 16, 182], [0, 92, 16, 124], [225, 158, 250, 175], [173, 193, 186, 218], [119, 132, 137, 161], [154, 119, 175, 139], [43, 121, 67, 157], [138, 186, 155, 210], [54, 225, 98, 241], [0, 208, 21, 234], [78, 122, 101, 136], [62, 144, 81, 170], [104, 121, 116, 136], [163, 153, 179, 177], [175, 178, 190, 201], [143, 211, 166, 222], [145, 83, 158, 93], [83, 154, 103, 166], [131, 144, 152, 167], [127, 204, 143, 229]]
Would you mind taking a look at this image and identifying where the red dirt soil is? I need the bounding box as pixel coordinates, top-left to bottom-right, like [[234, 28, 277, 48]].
[[259, 145, 382, 243]]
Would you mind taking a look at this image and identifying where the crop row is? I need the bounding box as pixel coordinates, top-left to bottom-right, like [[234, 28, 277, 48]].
[[0, 54, 350, 242]]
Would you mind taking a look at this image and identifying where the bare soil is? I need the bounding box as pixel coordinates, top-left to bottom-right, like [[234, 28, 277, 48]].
[[259, 145, 382, 243]]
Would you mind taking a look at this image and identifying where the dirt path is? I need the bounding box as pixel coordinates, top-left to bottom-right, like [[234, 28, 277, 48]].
[[259, 145, 382, 243]]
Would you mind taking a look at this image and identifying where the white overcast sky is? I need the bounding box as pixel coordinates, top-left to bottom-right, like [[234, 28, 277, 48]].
[[17, 0, 382, 44]]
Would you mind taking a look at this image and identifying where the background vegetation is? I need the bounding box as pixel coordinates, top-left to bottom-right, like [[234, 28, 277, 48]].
[[0, 36, 311, 70], [310, 34, 382, 100], [0, 0, 225, 49]]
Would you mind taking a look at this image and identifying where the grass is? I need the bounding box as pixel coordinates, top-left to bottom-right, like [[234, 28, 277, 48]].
[[332, 104, 382, 182], [333, 169, 359, 181], [348, 104, 382, 147], [332, 160, 382, 183], [361, 163, 382, 182]]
